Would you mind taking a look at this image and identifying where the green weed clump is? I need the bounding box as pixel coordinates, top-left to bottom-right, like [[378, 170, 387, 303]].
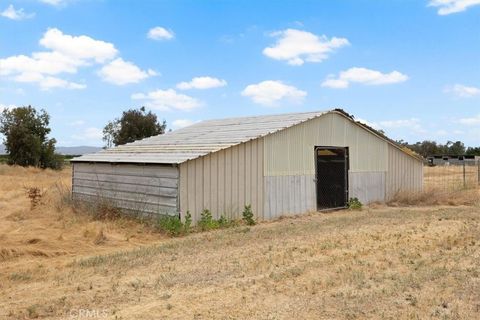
[[198, 209, 219, 231], [157, 215, 184, 236], [348, 197, 363, 210], [242, 205, 256, 225]]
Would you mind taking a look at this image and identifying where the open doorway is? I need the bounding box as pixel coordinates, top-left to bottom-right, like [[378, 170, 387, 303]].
[[315, 147, 349, 210]]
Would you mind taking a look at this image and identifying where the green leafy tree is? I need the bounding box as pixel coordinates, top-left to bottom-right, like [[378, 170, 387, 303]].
[[446, 140, 466, 155], [103, 107, 166, 147], [0, 106, 62, 169], [466, 147, 480, 156]]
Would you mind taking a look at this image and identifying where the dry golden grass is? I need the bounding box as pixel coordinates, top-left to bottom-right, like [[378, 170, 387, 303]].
[[0, 164, 479, 319], [424, 165, 479, 190], [388, 187, 480, 207]]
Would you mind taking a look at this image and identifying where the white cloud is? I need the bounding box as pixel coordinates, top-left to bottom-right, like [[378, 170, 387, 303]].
[[177, 76, 227, 90], [147, 27, 175, 40], [98, 58, 156, 85], [378, 118, 421, 129], [172, 119, 197, 129], [241, 80, 307, 106], [0, 28, 119, 90], [322, 67, 408, 89], [72, 127, 103, 141], [38, 76, 85, 90], [1, 4, 35, 20], [70, 120, 85, 126], [263, 29, 349, 66], [428, 0, 480, 15], [40, 28, 118, 63], [39, 0, 67, 6], [357, 117, 425, 134], [131, 89, 201, 111], [13, 72, 85, 90], [445, 84, 480, 98], [457, 114, 480, 125]]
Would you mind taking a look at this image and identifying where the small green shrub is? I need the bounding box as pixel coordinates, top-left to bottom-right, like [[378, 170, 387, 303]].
[[157, 215, 184, 236], [198, 209, 219, 231], [242, 204, 256, 226], [184, 211, 192, 234], [218, 214, 228, 227], [348, 197, 363, 210]]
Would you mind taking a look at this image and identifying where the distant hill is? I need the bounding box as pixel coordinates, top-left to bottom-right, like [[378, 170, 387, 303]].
[[0, 144, 102, 155]]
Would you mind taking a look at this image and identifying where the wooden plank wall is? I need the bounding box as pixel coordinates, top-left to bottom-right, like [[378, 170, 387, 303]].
[[72, 162, 179, 215], [179, 138, 264, 223]]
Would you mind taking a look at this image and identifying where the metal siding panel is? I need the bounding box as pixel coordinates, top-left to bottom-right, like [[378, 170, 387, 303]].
[[203, 155, 211, 213], [257, 138, 265, 220], [187, 160, 197, 221], [264, 175, 316, 218], [238, 143, 246, 207], [72, 163, 179, 216], [73, 172, 178, 188], [179, 163, 188, 219], [231, 146, 239, 217], [386, 144, 423, 199], [178, 139, 264, 223], [251, 139, 258, 216], [349, 172, 386, 204], [225, 147, 233, 219], [264, 112, 389, 176], [195, 157, 204, 215], [210, 152, 219, 217], [245, 142, 252, 206], [217, 150, 225, 219]]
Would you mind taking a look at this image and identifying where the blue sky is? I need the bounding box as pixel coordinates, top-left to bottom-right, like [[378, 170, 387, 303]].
[[0, 0, 479, 147]]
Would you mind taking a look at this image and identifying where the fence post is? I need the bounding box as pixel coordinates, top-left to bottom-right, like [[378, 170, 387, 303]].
[[463, 162, 466, 188], [478, 161, 480, 186]]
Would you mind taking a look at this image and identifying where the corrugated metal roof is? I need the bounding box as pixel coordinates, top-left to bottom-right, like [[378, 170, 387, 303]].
[[72, 110, 329, 164]]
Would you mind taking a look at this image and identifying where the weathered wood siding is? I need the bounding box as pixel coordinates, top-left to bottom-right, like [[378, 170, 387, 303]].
[[179, 139, 264, 223], [72, 162, 179, 215]]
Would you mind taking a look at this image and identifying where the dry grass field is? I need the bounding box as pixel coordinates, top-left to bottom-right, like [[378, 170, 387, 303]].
[[1, 164, 479, 319], [424, 165, 479, 190]]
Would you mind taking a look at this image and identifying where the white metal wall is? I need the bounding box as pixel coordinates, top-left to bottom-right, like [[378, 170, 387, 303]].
[[179, 138, 264, 223], [386, 144, 424, 199], [264, 112, 388, 176], [72, 162, 179, 215], [263, 112, 422, 216]]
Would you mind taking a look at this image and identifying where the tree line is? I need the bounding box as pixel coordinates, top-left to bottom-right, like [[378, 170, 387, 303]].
[[0, 106, 166, 169], [1, 105, 479, 170], [396, 140, 480, 158]]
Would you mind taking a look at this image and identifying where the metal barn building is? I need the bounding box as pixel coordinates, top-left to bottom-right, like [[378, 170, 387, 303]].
[[71, 110, 423, 223]]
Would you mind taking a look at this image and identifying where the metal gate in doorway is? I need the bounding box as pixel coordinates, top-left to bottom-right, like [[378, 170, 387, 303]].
[[315, 147, 349, 210]]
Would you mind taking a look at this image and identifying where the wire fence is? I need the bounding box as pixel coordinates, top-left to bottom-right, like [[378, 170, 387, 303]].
[[424, 162, 480, 191]]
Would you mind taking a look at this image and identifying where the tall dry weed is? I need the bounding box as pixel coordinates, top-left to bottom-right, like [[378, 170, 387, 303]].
[[388, 187, 480, 207]]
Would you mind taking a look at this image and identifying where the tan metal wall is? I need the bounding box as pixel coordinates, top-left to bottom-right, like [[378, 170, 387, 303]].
[[179, 138, 264, 223], [386, 144, 424, 199], [264, 112, 388, 176], [264, 175, 316, 219], [72, 162, 179, 215], [263, 112, 423, 215]]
